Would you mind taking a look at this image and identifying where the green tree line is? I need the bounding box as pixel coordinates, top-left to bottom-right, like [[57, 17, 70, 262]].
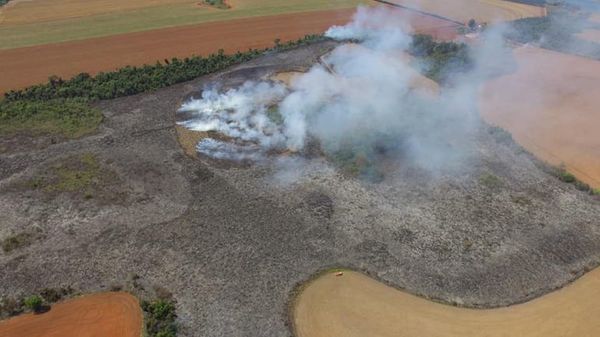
[[0, 35, 325, 138]]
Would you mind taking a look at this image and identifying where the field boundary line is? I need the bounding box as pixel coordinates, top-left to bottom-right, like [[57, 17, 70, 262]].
[[371, 0, 465, 25]]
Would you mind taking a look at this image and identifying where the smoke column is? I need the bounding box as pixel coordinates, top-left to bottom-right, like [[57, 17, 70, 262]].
[[178, 6, 510, 174]]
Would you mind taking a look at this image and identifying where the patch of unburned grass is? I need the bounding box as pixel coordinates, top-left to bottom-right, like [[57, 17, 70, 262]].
[[266, 105, 284, 125], [330, 148, 384, 183], [26, 153, 119, 200], [1, 232, 36, 253], [511, 195, 532, 206], [479, 173, 503, 189], [0, 99, 103, 139]]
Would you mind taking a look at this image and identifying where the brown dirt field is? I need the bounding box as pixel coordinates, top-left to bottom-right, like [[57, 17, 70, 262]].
[[0, 7, 458, 95], [384, 0, 545, 24], [576, 28, 600, 44], [294, 269, 600, 337], [0, 292, 142, 337], [480, 46, 600, 188]]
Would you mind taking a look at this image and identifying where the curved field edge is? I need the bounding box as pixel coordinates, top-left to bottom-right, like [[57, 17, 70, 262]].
[[0, 291, 180, 337], [289, 266, 600, 337], [0, 0, 368, 50], [0, 292, 144, 337]]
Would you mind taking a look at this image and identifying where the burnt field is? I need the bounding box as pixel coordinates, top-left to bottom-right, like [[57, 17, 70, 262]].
[[1, 41, 600, 337]]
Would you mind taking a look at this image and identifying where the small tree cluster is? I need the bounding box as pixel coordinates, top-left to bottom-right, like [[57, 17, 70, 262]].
[[142, 300, 178, 337], [408, 34, 473, 82]]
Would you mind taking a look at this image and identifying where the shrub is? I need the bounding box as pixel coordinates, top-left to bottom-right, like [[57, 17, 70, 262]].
[[203, 0, 229, 9], [142, 300, 178, 337], [0, 297, 23, 318], [558, 171, 576, 183], [479, 173, 503, 189], [408, 34, 473, 83], [1, 232, 35, 253], [23, 295, 43, 313], [40, 287, 73, 303]]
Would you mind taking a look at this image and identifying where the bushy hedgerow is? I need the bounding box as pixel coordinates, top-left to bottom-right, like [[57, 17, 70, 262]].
[[0, 35, 324, 137], [4, 35, 325, 103]]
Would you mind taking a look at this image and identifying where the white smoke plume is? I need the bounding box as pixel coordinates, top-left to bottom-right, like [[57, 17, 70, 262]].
[[178, 6, 511, 174]]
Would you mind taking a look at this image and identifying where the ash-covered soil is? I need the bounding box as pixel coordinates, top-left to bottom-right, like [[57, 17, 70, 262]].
[[1, 41, 600, 337]]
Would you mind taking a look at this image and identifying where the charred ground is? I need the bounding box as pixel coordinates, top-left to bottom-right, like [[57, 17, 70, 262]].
[[1, 41, 600, 337]]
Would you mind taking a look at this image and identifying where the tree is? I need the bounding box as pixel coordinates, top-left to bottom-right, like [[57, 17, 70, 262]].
[[468, 19, 477, 31], [24, 295, 43, 313]]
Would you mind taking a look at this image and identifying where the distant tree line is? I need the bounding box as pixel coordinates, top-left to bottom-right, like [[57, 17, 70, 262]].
[[0, 35, 326, 137], [0, 0, 9, 7], [506, 10, 600, 60], [1, 33, 470, 138], [4, 34, 325, 102]]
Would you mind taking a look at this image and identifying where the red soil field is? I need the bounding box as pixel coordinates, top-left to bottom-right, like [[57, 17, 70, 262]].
[[481, 46, 600, 189], [0, 7, 458, 95], [0, 292, 142, 337]]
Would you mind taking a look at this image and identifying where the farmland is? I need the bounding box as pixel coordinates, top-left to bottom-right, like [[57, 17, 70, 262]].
[[0, 0, 368, 49], [382, 0, 545, 23], [0, 292, 142, 337], [481, 46, 600, 189], [2, 2, 600, 337], [0, 7, 459, 95], [294, 269, 600, 337]]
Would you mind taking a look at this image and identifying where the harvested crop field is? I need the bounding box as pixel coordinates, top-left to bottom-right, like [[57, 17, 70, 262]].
[[576, 28, 600, 44], [0, 7, 458, 95], [481, 46, 600, 188], [294, 269, 600, 337], [1, 42, 600, 337], [0, 292, 142, 337], [382, 0, 546, 23]]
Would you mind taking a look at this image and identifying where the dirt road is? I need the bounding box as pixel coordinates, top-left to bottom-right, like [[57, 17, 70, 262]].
[[481, 46, 600, 188], [0, 292, 142, 337], [0, 7, 457, 95], [294, 269, 600, 337]]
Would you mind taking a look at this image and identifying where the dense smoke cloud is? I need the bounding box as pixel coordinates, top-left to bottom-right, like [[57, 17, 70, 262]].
[[178, 6, 511, 174]]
